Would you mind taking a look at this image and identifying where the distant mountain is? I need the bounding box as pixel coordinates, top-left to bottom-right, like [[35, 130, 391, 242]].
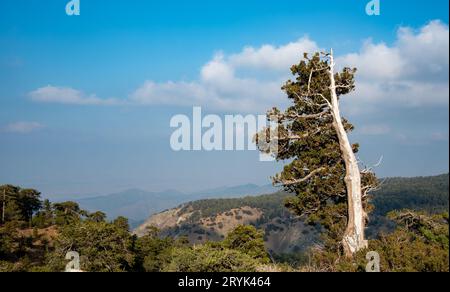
[[76, 189, 186, 223], [73, 184, 280, 226], [190, 184, 278, 198], [135, 174, 449, 255]]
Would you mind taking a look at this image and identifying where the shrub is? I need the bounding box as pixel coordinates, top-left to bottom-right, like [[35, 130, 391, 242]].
[[163, 244, 259, 272]]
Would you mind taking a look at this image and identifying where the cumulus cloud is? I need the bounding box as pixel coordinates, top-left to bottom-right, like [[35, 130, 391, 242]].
[[3, 121, 44, 134], [338, 20, 449, 110], [130, 53, 287, 112], [29, 85, 121, 106], [29, 21, 449, 114], [228, 37, 320, 70], [129, 37, 320, 112]]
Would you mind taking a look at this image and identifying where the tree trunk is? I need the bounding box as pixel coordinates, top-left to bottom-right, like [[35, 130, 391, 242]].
[[328, 50, 368, 257], [2, 189, 5, 224]]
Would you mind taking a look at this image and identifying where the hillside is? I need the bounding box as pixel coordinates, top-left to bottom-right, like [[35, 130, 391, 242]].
[[368, 173, 449, 236], [74, 184, 279, 226], [135, 174, 449, 255], [371, 174, 449, 215], [134, 192, 320, 254]]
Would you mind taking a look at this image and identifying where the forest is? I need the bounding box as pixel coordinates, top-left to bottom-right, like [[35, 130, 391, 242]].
[[0, 184, 270, 272], [1, 174, 448, 272]]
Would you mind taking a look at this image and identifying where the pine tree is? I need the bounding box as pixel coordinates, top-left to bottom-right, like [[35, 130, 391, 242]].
[[17, 189, 42, 227], [0, 185, 20, 224], [43, 199, 54, 226], [257, 51, 378, 257]]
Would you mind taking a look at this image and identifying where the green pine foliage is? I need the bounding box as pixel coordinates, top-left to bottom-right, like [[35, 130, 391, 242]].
[[46, 220, 135, 272], [162, 244, 261, 272], [255, 53, 378, 254]]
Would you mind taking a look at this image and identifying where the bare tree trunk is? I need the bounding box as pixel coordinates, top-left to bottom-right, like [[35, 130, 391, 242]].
[[328, 50, 368, 257], [2, 189, 5, 224]]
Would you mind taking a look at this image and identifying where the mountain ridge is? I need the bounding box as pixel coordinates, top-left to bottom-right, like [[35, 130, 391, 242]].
[[134, 174, 449, 254], [72, 184, 280, 224]]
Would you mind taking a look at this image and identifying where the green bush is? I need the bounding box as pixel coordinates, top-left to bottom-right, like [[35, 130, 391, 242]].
[[161, 225, 270, 272], [308, 211, 449, 272], [223, 225, 270, 263], [163, 244, 260, 272]]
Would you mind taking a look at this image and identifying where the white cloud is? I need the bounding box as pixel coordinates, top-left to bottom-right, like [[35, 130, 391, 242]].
[[3, 122, 44, 134], [201, 53, 235, 84], [128, 38, 320, 112], [359, 124, 391, 135], [397, 20, 449, 80], [29, 85, 121, 106], [228, 37, 320, 70], [29, 21, 449, 114], [338, 41, 405, 81], [29, 38, 319, 112], [338, 20, 449, 110], [130, 55, 291, 112]]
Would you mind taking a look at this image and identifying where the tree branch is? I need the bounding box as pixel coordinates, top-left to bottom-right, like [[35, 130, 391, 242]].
[[277, 167, 325, 186], [271, 109, 331, 121], [275, 127, 323, 142], [314, 93, 332, 109]]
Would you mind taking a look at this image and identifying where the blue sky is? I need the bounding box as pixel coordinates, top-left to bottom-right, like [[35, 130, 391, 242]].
[[0, 0, 449, 198]]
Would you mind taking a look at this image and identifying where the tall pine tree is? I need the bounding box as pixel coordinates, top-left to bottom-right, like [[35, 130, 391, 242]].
[[257, 51, 378, 257]]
